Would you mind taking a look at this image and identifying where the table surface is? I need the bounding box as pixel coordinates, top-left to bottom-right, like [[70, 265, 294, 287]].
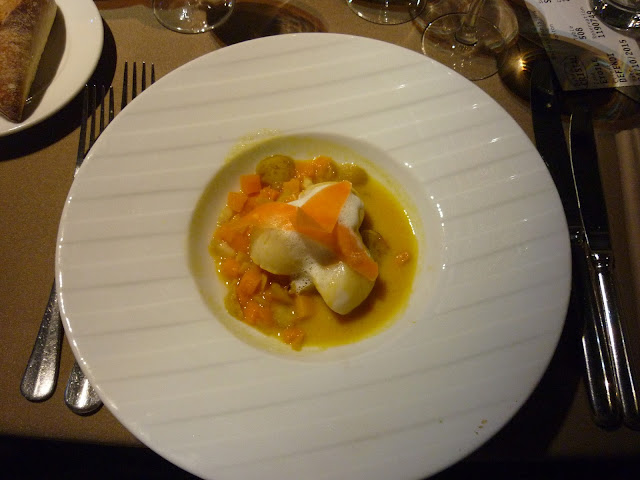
[[2, 0, 640, 472]]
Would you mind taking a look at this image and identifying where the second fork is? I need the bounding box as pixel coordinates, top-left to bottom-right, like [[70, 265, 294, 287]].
[[64, 62, 156, 414]]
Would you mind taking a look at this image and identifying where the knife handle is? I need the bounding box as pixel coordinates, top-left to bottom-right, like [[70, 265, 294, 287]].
[[589, 250, 640, 429], [572, 239, 620, 427]]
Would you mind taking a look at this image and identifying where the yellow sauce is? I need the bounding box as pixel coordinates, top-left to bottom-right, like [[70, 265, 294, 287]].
[[299, 175, 418, 348], [210, 155, 418, 350]]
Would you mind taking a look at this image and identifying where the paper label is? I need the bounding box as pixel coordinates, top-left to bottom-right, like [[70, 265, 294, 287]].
[[525, 0, 640, 90]]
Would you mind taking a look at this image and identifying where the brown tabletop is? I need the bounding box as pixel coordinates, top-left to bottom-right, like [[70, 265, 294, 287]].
[[1, 0, 640, 473]]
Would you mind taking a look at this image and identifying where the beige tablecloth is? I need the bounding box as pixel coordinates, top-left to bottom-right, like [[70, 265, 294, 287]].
[[1, 0, 639, 466]]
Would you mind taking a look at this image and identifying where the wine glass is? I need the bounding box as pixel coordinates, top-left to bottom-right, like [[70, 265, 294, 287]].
[[421, 0, 510, 80], [153, 0, 235, 34], [346, 0, 426, 25]]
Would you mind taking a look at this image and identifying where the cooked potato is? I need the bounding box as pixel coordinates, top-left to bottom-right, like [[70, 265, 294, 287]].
[[256, 155, 295, 188]]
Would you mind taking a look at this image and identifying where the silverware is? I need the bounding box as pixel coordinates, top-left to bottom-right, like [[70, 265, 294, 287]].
[[530, 61, 620, 427], [20, 286, 63, 402], [63, 84, 112, 416], [63, 62, 156, 415], [569, 105, 640, 430], [21, 62, 155, 415], [20, 85, 98, 405]]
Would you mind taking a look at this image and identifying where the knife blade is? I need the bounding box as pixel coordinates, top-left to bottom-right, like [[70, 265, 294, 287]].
[[569, 105, 640, 429], [530, 60, 620, 427]]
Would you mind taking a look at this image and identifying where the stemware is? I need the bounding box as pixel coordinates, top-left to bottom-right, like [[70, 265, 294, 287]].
[[346, 0, 426, 25], [421, 0, 509, 80], [153, 0, 234, 34], [590, 0, 640, 31]]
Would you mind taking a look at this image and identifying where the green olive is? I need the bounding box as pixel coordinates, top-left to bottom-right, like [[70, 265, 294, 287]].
[[337, 163, 368, 185], [256, 155, 295, 188]]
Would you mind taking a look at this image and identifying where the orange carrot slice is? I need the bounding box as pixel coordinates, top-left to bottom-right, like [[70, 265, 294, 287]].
[[336, 224, 378, 282], [299, 181, 351, 233], [294, 208, 335, 247], [246, 202, 297, 230]]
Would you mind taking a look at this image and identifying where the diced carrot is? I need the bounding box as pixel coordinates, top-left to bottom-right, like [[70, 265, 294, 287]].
[[395, 251, 411, 265], [237, 264, 263, 303], [282, 326, 305, 350], [214, 219, 251, 254], [240, 174, 262, 195], [294, 160, 315, 179], [243, 194, 270, 213], [282, 178, 301, 194], [299, 181, 351, 233], [259, 186, 280, 201], [336, 224, 379, 282], [278, 177, 301, 203], [227, 191, 248, 213], [243, 299, 273, 327], [219, 257, 241, 279], [294, 294, 314, 320]]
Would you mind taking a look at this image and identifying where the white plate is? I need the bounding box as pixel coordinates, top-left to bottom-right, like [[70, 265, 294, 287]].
[[0, 0, 103, 136], [56, 34, 570, 480]]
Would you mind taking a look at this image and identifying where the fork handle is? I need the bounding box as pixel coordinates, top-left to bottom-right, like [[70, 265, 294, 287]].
[[20, 282, 64, 402], [65, 362, 102, 415], [572, 238, 620, 427], [589, 250, 640, 429]]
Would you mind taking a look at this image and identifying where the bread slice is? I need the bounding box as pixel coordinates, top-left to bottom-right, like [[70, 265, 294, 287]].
[[0, 0, 57, 122]]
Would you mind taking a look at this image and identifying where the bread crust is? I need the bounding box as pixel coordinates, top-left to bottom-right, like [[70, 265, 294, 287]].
[[0, 0, 57, 122]]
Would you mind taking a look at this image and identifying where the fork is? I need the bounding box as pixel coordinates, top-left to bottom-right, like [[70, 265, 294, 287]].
[[65, 62, 156, 415], [18, 87, 102, 405], [21, 62, 155, 415]]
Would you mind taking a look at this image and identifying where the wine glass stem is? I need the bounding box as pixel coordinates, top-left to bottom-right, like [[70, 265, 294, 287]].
[[454, 0, 487, 46]]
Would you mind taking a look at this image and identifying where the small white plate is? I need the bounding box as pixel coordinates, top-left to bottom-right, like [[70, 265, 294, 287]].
[[56, 34, 570, 480], [0, 0, 103, 136]]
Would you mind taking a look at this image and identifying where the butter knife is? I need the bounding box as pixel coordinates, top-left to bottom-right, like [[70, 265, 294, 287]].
[[530, 61, 620, 427], [569, 105, 640, 430]]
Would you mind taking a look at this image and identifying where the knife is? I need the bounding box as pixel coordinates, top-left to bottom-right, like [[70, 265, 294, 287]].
[[530, 61, 620, 427], [569, 105, 640, 430]]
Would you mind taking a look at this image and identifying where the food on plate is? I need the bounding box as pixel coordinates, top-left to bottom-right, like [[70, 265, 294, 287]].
[[209, 154, 417, 350], [0, 0, 57, 122]]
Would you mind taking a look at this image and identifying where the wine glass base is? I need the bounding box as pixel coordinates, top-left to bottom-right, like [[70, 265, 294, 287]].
[[422, 13, 506, 80], [153, 0, 234, 34], [346, 0, 426, 25]]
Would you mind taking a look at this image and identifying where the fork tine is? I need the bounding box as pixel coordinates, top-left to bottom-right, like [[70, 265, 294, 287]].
[[88, 85, 97, 149], [121, 61, 129, 110], [120, 61, 154, 111], [99, 85, 106, 134], [108, 86, 114, 122], [132, 61, 138, 100], [75, 86, 88, 172]]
